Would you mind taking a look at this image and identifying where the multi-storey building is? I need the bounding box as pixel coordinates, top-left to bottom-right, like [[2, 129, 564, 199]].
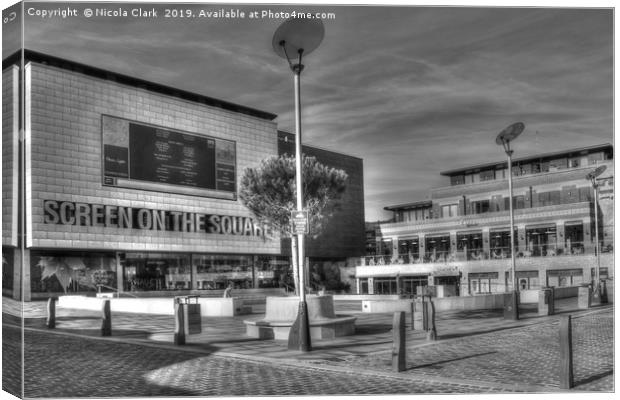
[[2, 49, 365, 301], [357, 144, 614, 297]]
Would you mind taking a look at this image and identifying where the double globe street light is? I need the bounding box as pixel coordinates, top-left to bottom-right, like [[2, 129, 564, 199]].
[[272, 17, 325, 352]]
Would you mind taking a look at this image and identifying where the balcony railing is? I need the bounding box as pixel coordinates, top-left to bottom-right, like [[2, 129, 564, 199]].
[[361, 241, 612, 266]]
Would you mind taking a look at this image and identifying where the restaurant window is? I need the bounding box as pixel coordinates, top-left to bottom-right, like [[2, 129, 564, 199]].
[[400, 276, 427, 296], [425, 234, 451, 262], [456, 231, 484, 260], [31, 250, 117, 294], [564, 222, 585, 255], [525, 225, 558, 256], [489, 229, 518, 258], [192, 254, 254, 290], [398, 238, 420, 263]]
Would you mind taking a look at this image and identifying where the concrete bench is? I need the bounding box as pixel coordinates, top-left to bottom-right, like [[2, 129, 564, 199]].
[[244, 316, 357, 340], [244, 295, 356, 340]]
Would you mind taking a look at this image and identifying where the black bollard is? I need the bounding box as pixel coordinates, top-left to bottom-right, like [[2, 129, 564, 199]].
[[46, 297, 56, 329], [559, 315, 574, 389], [410, 301, 415, 330], [392, 311, 406, 372], [101, 299, 111, 336], [174, 302, 187, 345], [426, 300, 437, 341]]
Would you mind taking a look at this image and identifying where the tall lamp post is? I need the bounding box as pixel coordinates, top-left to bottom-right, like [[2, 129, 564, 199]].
[[272, 18, 325, 352], [495, 122, 524, 321], [586, 165, 607, 304]]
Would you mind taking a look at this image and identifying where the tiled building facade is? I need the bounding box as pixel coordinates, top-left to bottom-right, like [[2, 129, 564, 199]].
[[2, 50, 365, 300], [357, 144, 614, 296]]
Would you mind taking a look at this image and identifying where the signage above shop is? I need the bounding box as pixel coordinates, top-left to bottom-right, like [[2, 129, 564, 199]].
[[43, 200, 269, 238]]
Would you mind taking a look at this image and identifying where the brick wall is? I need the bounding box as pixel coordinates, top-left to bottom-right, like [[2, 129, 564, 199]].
[[26, 61, 280, 254]]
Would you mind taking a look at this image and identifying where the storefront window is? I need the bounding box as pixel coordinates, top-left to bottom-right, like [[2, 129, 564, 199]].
[[31, 251, 117, 293], [123, 252, 190, 291], [254, 256, 291, 289], [192, 254, 253, 290], [547, 269, 583, 287], [468, 272, 498, 294], [400, 276, 428, 296], [425, 234, 451, 262], [2, 248, 14, 291], [374, 278, 397, 294]]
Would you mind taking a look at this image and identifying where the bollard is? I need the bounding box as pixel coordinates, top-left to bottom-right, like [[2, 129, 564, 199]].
[[46, 297, 56, 329], [600, 280, 609, 304], [392, 311, 406, 372], [174, 302, 187, 345], [559, 315, 574, 389], [422, 297, 429, 331], [425, 300, 437, 341], [101, 299, 111, 336], [410, 301, 415, 330], [577, 286, 592, 309]]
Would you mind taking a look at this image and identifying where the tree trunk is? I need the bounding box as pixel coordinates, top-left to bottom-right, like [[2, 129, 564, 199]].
[[291, 236, 300, 296]]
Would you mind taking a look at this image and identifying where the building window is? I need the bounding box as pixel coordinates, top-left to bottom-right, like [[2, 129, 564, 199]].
[[358, 278, 369, 294], [564, 222, 585, 255], [468, 272, 499, 294], [546, 269, 583, 287], [425, 234, 451, 262], [457, 232, 484, 260], [398, 238, 420, 263], [441, 204, 458, 218], [451, 175, 465, 185], [2, 248, 14, 291], [506, 270, 539, 290], [400, 276, 428, 296], [30, 251, 117, 294], [374, 278, 397, 294], [471, 200, 490, 214], [192, 254, 254, 290], [525, 226, 557, 256], [480, 170, 495, 181], [124, 252, 191, 291], [489, 229, 518, 258]]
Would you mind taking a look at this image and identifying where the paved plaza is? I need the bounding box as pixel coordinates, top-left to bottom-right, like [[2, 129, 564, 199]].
[[2, 296, 614, 397]]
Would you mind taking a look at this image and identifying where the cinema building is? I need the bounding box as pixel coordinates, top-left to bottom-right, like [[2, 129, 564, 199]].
[[357, 144, 614, 296], [2, 50, 365, 301]]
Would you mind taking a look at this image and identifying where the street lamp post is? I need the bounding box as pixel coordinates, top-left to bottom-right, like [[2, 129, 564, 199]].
[[586, 165, 607, 305], [272, 18, 325, 352], [495, 122, 525, 321]]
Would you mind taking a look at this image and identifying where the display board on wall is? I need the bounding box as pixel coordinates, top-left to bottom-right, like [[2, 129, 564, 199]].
[[101, 115, 236, 199]]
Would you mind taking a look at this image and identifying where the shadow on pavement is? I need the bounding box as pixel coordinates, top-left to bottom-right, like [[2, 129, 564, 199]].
[[408, 351, 498, 371], [574, 369, 614, 387]]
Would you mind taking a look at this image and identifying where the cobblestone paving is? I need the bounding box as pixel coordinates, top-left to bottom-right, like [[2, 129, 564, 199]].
[[312, 310, 614, 391], [5, 325, 513, 397]]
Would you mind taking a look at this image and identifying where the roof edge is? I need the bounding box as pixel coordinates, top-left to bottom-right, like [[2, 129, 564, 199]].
[[3, 49, 278, 122]]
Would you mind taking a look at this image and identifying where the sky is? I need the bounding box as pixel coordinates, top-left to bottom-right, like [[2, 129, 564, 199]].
[[2, 1, 614, 221]]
